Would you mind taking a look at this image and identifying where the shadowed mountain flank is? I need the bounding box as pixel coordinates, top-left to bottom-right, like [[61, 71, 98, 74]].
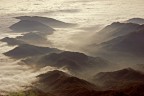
[[85, 22, 144, 64], [98, 29, 144, 57], [0, 37, 26, 46], [9, 20, 55, 34], [16, 32, 51, 46], [125, 18, 144, 25], [23, 51, 112, 75], [4, 44, 61, 58], [91, 22, 144, 44], [93, 68, 144, 89], [35, 70, 99, 96], [15, 16, 77, 28]]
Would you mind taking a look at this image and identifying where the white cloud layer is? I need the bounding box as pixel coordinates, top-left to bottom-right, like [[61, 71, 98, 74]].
[[0, 43, 69, 95], [0, 0, 144, 94]]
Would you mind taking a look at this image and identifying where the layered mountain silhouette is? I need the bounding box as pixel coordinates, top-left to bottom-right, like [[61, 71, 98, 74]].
[[125, 18, 144, 25], [35, 70, 99, 96], [1, 32, 50, 46], [15, 16, 76, 28], [31, 70, 144, 96], [1, 16, 144, 96], [4, 44, 61, 58], [23, 51, 111, 74], [10, 20, 55, 34], [0, 37, 26, 45], [11, 70, 143, 96], [93, 68, 144, 89], [99, 29, 144, 57], [91, 22, 144, 44], [86, 22, 144, 64]]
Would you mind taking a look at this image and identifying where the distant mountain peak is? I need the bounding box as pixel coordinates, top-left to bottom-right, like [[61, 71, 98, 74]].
[[15, 16, 77, 28], [3, 44, 61, 58], [9, 19, 55, 34], [0, 37, 26, 46], [38, 70, 70, 79], [125, 18, 144, 25], [94, 68, 144, 83]]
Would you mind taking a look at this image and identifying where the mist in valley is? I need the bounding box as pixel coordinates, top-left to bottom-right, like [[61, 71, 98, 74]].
[[0, 0, 144, 96]]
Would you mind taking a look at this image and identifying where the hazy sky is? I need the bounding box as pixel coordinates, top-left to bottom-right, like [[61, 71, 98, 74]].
[[0, 0, 143, 25]]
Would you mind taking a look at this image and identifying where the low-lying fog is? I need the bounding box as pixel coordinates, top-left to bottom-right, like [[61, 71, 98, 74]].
[[0, 0, 144, 95], [0, 41, 69, 95]]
